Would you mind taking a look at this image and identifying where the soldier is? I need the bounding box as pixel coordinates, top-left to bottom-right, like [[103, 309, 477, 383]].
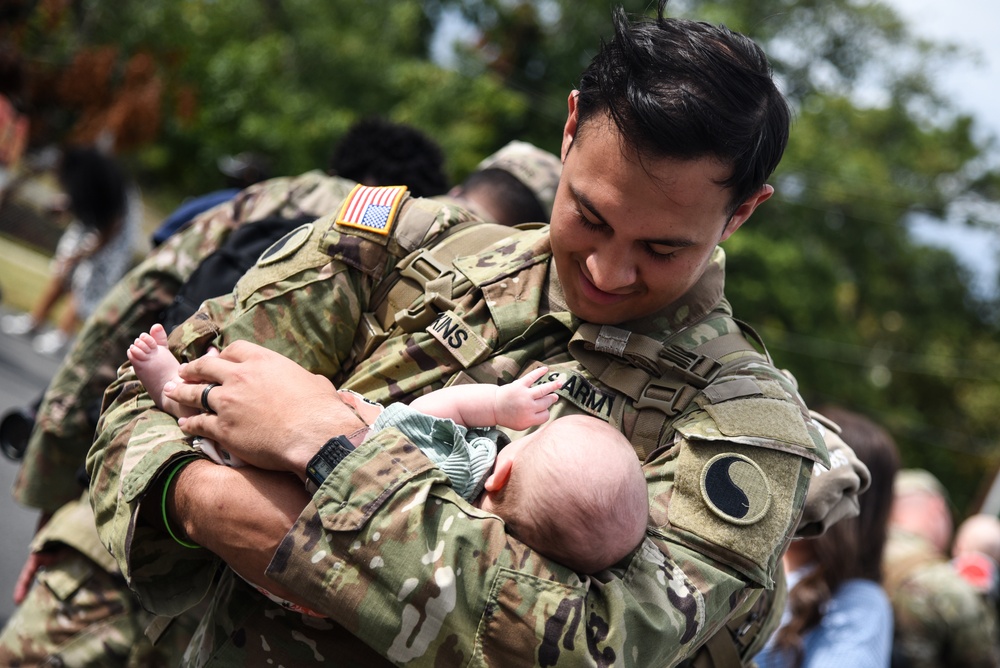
[[883, 469, 1000, 667], [447, 139, 563, 226], [2, 126, 548, 665], [89, 4, 864, 667]]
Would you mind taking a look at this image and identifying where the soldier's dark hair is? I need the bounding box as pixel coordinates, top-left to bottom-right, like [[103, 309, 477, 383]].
[[772, 406, 900, 667], [327, 117, 449, 198], [575, 1, 790, 217], [57, 146, 128, 238], [454, 167, 547, 227]]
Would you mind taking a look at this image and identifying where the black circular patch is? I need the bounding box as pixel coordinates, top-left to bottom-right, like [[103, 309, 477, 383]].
[[700, 453, 771, 525], [257, 224, 312, 266]]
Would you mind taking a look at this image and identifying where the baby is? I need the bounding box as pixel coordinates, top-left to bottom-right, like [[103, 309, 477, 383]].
[[130, 324, 648, 582]]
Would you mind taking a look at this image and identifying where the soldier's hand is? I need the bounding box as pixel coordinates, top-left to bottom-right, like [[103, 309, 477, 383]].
[[164, 340, 364, 476]]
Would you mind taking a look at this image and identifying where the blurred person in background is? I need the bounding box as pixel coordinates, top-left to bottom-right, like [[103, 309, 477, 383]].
[[883, 469, 1000, 667], [952, 513, 1000, 641], [445, 138, 561, 227], [755, 406, 900, 668], [1, 146, 139, 356]]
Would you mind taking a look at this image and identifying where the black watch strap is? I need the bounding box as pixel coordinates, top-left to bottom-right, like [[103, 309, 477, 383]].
[[305, 435, 356, 494]]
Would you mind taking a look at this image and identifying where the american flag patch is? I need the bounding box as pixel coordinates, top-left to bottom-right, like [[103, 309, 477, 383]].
[[336, 184, 408, 236]]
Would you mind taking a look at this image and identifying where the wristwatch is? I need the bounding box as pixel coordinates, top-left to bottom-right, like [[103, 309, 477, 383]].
[[304, 427, 370, 494]]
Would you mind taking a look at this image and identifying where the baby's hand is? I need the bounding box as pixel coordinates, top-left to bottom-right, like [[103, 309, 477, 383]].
[[494, 366, 562, 431]]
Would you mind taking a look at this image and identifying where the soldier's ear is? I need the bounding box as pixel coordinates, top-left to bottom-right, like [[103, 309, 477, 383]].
[[720, 184, 773, 242], [483, 457, 513, 492], [561, 91, 580, 162]]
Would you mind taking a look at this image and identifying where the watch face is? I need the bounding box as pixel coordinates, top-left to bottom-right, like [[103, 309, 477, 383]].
[[306, 436, 356, 491]]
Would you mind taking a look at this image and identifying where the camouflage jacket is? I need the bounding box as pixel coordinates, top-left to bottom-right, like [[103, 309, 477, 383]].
[[15, 170, 357, 517], [883, 527, 1000, 668], [89, 191, 830, 667]]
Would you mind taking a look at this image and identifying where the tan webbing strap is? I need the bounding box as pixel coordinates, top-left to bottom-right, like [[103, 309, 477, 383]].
[[353, 221, 514, 360], [691, 629, 742, 668], [569, 324, 723, 459], [145, 614, 175, 645], [569, 322, 769, 459], [569, 323, 722, 412], [693, 332, 758, 364]]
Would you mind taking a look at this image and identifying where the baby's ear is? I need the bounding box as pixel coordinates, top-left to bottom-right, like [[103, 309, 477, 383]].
[[483, 457, 513, 492]]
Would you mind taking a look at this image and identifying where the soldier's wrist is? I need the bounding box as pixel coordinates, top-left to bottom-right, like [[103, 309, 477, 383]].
[[303, 426, 370, 493], [289, 409, 367, 478], [160, 456, 203, 549]]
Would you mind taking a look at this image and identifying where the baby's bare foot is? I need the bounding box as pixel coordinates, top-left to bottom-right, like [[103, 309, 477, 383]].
[[129, 324, 197, 417]]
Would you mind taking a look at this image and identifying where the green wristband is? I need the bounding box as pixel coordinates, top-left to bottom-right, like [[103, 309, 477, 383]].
[[161, 457, 202, 549]]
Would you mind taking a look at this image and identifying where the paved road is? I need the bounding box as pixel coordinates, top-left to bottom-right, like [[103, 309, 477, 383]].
[[0, 306, 67, 627]]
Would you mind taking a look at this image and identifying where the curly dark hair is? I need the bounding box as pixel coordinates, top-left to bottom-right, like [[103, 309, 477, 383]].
[[57, 146, 128, 237], [327, 117, 449, 198]]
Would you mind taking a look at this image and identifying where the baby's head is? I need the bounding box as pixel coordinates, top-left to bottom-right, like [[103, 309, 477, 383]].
[[480, 414, 648, 573]]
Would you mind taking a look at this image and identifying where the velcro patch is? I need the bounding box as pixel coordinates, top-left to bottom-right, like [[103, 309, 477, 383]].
[[336, 184, 407, 236], [669, 440, 802, 587], [426, 310, 491, 368], [703, 398, 814, 451], [702, 377, 762, 404]]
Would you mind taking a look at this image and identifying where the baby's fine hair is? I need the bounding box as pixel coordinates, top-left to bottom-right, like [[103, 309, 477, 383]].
[[501, 415, 648, 573]]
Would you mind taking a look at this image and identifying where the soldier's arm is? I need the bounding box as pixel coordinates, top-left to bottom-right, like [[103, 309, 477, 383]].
[[85, 174, 362, 614], [89, 188, 455, 613], [13, 202, 234, 513], [260, 423, 816, 666]]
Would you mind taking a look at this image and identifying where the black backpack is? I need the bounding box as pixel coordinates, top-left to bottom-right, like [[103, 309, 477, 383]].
[[161, 214, 316, 332]]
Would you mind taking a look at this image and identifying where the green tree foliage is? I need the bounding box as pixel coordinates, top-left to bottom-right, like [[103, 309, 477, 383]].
[[13, 0, 529, 189]]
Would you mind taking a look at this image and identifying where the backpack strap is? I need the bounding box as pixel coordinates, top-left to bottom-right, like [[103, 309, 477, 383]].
[[352, 220, 516, 361], [568, 319, 766, 459]]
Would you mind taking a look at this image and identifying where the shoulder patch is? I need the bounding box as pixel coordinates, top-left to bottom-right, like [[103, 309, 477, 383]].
[[700, 452, 771, 525], [667, 439, 809, 587], [336, 184, 407, 236], [256, 223, 313, 267]]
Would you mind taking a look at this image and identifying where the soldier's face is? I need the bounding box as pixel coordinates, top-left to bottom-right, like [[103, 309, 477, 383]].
[[549, 93, 772, 325]]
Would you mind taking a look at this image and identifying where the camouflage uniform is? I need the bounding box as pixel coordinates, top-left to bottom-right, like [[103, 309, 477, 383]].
[[883, 527, 1000, 667], [0, 170, 360, 666], [89, 188, 832, 667], [473, 140, 563, 217]]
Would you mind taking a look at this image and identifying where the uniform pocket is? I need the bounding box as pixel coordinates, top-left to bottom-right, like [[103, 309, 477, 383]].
[[475, 568, 590, 668]]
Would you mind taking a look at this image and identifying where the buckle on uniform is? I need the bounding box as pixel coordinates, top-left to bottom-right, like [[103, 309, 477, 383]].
[[397, 249, 453, 286], [635, 376, 690, 416], [658, 345, 721, 388], [395, 293, 456, 332], [354, 312, 389, 360], [635, 348, 722, 416]]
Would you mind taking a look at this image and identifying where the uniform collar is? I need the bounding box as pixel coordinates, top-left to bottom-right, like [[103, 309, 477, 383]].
[[546, 243, 728, 337]]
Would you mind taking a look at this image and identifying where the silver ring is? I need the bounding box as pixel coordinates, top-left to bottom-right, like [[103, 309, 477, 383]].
[[201, 383, 220, 413]]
